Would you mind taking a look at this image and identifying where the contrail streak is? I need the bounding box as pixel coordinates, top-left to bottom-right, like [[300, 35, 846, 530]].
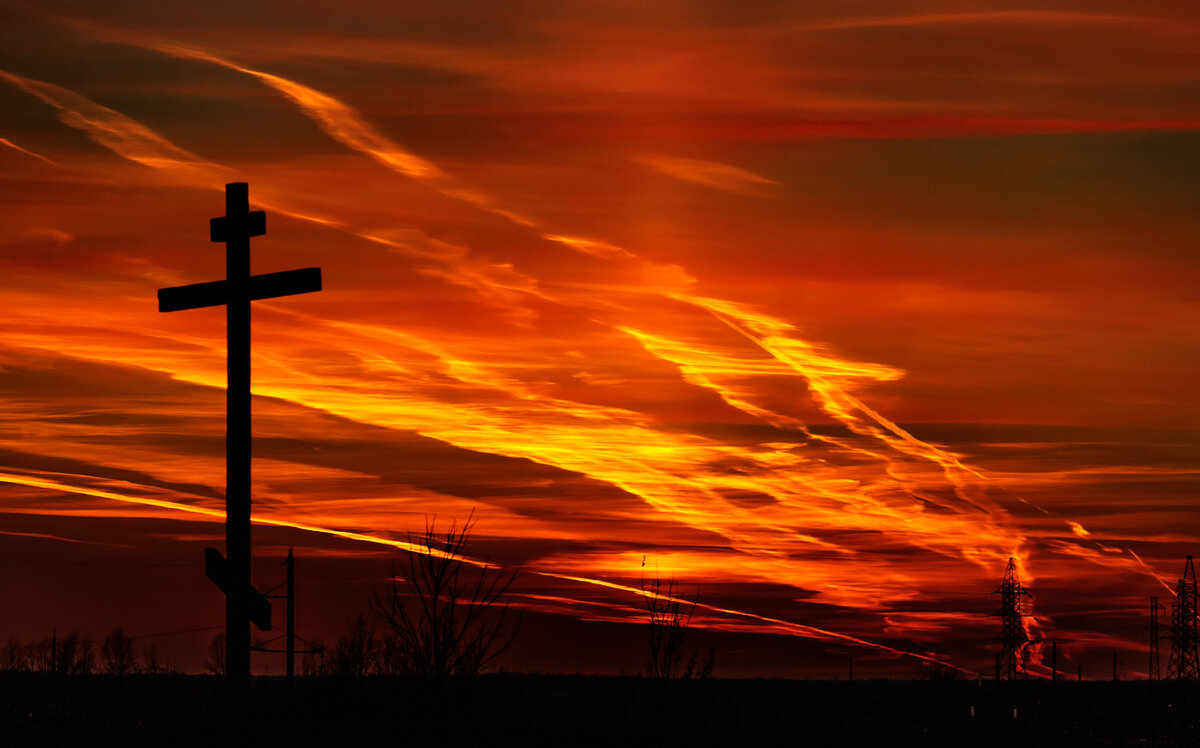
[[0, 468, 974, 671], [538, 571, 978, 675], [154, 44, 447, 182], [0, 136, 55, 164], [1124, 549, 1175, 595], [0, 469, 471, 562], [0, 68, 544, 322], [141, 43, 674, 265], [0, 71, 227, 184], [0, 69, 348, 230]]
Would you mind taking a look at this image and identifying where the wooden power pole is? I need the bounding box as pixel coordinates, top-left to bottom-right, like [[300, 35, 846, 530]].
[[287, 547, 295, 685]]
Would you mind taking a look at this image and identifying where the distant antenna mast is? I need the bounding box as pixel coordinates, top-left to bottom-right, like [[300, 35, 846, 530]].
[[1168, 556, 1200, 681], [1149, 595, 1163, 680], [991, 557, 1033, 679]]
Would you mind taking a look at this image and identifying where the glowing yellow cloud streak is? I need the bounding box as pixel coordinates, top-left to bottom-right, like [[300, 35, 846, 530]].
[[115, 41, 1015, 533], [0, 62, 1031, 608], [125, 43, 1027, 568]]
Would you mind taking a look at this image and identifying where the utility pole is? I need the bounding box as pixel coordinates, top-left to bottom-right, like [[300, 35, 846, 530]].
[[287, 547, 295, 685], [158, 183, 322, 697], [991, 557, 1033, 680], [253, 549, 313, 686]]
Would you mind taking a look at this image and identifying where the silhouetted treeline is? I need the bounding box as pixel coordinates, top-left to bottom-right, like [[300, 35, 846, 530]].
[[0, 628, 178, 675], [1, 673, 1198, 747]]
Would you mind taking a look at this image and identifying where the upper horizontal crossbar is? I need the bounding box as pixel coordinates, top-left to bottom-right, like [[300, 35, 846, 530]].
[[211, 211, 266, 243]]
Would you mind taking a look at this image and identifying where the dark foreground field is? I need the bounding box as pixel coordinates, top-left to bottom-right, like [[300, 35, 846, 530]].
[[2, 672, 1197, 747]]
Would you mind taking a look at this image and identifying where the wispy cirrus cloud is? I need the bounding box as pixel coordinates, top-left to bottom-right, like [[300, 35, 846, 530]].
[[632, 154, 780, 195]]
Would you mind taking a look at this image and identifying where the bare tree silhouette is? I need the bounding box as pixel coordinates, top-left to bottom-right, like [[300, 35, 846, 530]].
[[641, 563, 696, 681], [57, 632, 94, 675], [332, 613, 378, 677], [1, 637, 25, 671], [374, 515, 521, 680], [31, 636, 54, 672], [101, 628, 137, 676], [206, 633, 226, 676], [142, 644, 164, 675]]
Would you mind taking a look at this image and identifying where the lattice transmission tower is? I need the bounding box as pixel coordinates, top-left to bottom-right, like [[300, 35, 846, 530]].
[[992, 557, 1033, 680], [1168, 555, 1200, 681]]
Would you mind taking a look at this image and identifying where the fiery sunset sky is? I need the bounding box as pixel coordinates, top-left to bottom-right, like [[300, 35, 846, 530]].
[[0, 1, 1198, 677]]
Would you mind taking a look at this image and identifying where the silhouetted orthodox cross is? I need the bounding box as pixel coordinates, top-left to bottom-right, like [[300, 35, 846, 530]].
[[158, 183, 321, 692]]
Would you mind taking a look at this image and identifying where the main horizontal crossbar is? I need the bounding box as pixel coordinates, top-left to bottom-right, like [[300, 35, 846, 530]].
[[158, 267, 322, 313]]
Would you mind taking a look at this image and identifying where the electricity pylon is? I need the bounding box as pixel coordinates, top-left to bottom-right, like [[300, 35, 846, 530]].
[[992, 557, 1033, 680], [1168, 556, 1199, 681]]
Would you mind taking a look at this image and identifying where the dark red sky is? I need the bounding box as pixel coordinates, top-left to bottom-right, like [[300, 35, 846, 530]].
[[0, 1, 1197, 677]]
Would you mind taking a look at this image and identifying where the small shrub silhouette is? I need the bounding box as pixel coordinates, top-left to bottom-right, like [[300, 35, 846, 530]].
[[641, 564, 697, 681]]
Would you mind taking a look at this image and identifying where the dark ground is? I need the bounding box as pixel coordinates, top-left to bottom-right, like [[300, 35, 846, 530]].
[[1, 672, 1197, 746]]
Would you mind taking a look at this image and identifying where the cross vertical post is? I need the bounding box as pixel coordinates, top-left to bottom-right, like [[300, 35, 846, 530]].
[[225, 182, 253, 696], [157, 182, 321, 699]]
